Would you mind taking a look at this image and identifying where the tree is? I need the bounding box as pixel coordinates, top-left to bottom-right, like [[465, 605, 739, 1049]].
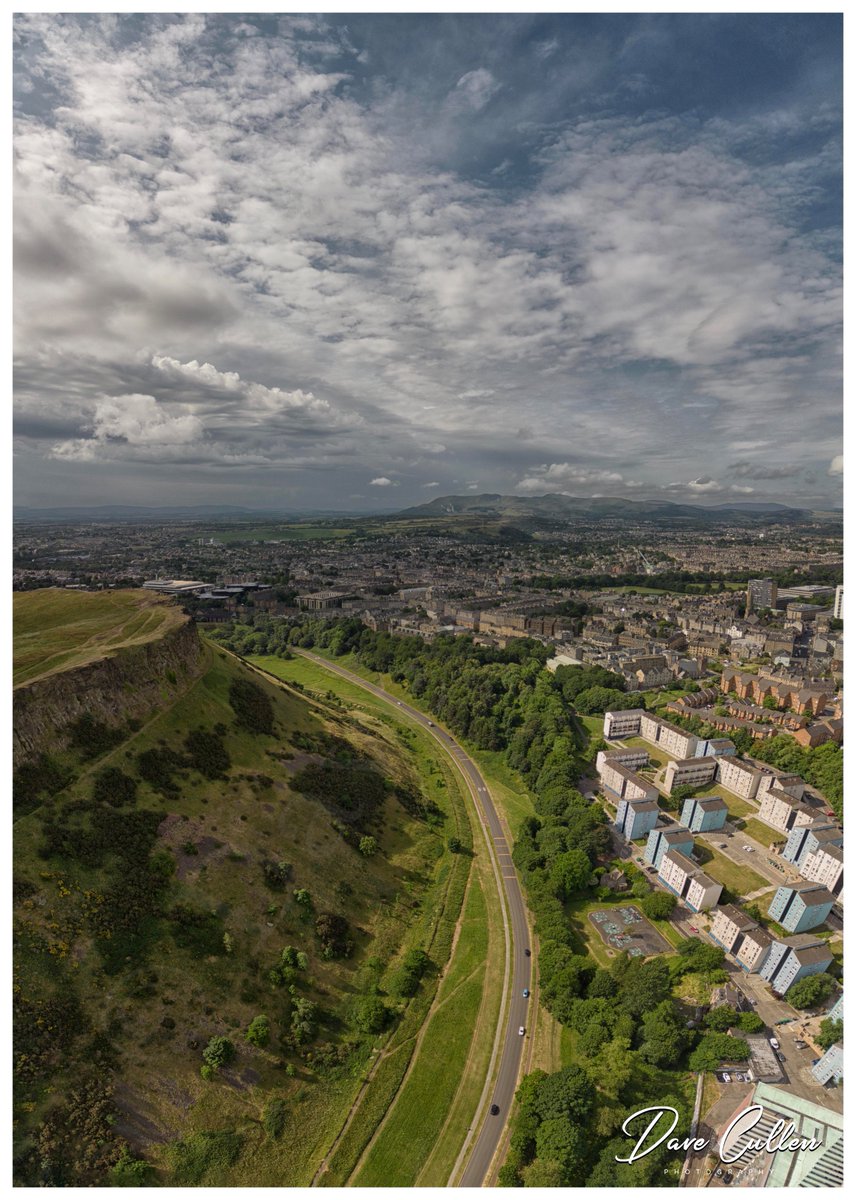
[[817, 1018, 843, 1050], [688, 1033, 750, 1072], [202, 1036, 235, 1070], [639, 1001, 689, 1067], [596, 1036, 636, 1099], [353, 996, 390, 1034], [641, 890, 677, 919], [448, 836, 464, 853], [534, 1119, 588, 1184], [705, 1005, 739, 1032], [358, 835, 378, 857], [787, 973, 836, 1009], [549, 848, 592, 900], [737, 1011, 764, 1034], [263, 1097, 287, 1139], [246, 1014, 270, 1047]]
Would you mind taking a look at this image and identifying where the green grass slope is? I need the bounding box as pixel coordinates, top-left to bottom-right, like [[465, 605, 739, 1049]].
[[13, 588, 185, 687], [13, 639, 472, 1186]]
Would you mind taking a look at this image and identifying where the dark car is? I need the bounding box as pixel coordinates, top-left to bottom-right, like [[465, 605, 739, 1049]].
[[490, 1104, 500, 1116], [723, 1172, 733, 1185], [524, 948, 531, 957]]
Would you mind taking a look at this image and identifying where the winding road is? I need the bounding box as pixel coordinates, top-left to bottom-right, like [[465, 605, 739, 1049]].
[[293, 650, 533, 1187]]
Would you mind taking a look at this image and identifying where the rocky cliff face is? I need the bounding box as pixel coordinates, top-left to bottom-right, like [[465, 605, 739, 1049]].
[[13, 615, 205, 768]]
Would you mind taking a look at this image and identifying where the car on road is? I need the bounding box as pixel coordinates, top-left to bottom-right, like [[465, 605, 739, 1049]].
[[769, 1037, 779, 1049], [689, 926, 698, 933], [524, 948, 531, 956], [518, 1026, 526, 1036], [427, 720, 435, 727], [490, 1104, 500, 1116], [523, 988, 530, 998]]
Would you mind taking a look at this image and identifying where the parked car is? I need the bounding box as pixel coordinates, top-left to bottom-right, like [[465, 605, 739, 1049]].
[[812, 1058, 821, 1066], [769, 1037, 780, 1049], [723, 1172, 734, 1185], [794, 1040, 808, 1050], [715, 1168, 724, 1177], [722, 1072, 731, 1083], [742, 845, 755, 853]]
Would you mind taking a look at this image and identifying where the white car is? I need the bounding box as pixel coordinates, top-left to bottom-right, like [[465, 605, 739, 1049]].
[[722, 1072, 731, 1083], [742, 845, 755, 853], [769, 1037, 779, 1050], [518, 1026, 525, 1036]]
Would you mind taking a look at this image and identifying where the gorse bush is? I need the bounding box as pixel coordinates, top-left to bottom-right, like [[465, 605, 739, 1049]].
[[229, 678, 275, 735]]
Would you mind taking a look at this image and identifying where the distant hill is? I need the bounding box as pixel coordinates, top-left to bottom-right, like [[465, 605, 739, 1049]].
[[396, 492, 836, 527]]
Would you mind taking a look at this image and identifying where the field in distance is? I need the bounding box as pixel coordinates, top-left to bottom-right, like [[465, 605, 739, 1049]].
[[13, 588, 186, 687]]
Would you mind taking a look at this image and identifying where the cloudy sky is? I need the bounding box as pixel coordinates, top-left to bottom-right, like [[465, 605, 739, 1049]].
[[13, 12, 842, 511]]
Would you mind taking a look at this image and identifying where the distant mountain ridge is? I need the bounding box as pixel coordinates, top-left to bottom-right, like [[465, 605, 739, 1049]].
[[397, 492, 838, 525]]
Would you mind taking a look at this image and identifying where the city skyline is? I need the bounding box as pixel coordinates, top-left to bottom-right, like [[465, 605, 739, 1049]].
[[13, 12, 842, 511]]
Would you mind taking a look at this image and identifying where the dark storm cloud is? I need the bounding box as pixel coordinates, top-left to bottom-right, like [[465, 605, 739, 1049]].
[[13, 12, 841, 508]]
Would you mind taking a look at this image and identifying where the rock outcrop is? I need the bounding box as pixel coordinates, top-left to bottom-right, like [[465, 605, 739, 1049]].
[[13, 614, 205, 768]]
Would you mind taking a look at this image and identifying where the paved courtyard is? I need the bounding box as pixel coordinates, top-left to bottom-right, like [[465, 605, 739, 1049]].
[[588, 904, 671, 958]]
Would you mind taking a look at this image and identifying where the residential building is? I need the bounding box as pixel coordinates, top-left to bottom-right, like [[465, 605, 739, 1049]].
[[767, 883, 835, 933], [639, 712, 699, 758], [644, 823, 694, 869], [716, 754, 768, 799], [603, 709, 645, 739], [681, 794, 728, 833], [664, 756, 718, 793], [826, 993, 843, 1023], [757, 786, 815, 835], [695, 737, 736, 758], [733, 924, 774, 973], [746, 578, 778, 613], [595, 747, 649, 773], [800, 842, 843, 896], [811, 1043, 843, 1086], [599, 759, 659, 804], [759, 935, 833, 996], [781, 821, 842, 868], [658, 849, 723, 911], [709, 904, 761, 955], [615, 797, 660, 841], [833, 584, 843, 621]]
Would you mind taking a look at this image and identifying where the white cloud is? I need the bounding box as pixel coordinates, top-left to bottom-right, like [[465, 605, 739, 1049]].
[[370, 476, 395, 486], [422, 481, 440, 488], [829, 455, 843, 475], [52, 393, 204, 461], [451, 69, 500, 112]]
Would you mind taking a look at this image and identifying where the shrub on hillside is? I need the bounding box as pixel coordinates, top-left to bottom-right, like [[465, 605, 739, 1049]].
[[229, 678, 275, 735], [92, 767, 137, 808], [184, 729, 231, 779]]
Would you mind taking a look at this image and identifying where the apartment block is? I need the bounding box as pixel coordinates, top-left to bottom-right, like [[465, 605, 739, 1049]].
[[640, 712, 699, 759], [782, 821, 842, 868], [768, 884, 835, 933], [695, 737, 737, 758], [644, 823, 694, 870], [833, 584, 843, 621], [664, 756, 718, 793], [709, 904, 760, 955], [658, 849, 723, 912], [811, 1043, 843, 1086], [733, 924, 774, 973], [800, 843, 843, 896], [757, 786, 816, 835], [759, 935, 833, 996], [681, 795, 728, 833], [716, 754, 767, 799], [595, 747, 649, 774], [615, 797, 660, 841], [603, 709, 645, 739], [599, 759, 659, 804], [746, 578, 778, 612], [826, 994, 843, 1024]]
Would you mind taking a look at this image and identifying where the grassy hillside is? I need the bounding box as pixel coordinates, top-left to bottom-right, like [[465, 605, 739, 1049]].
[[13, 588, 185, 687], [13, 639, 473, 1186]]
